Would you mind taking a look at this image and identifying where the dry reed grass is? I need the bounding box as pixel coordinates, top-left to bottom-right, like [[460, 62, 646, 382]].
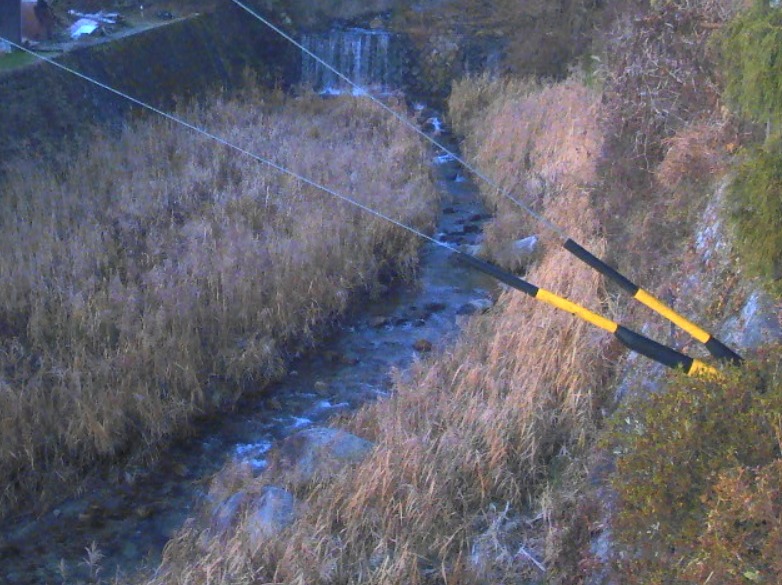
[[449, 75, 603, 268], [0, 86, 437, 516], [592, 0, 745, 283], [139, 196, 612, 585], [136, 77, 615, 585]]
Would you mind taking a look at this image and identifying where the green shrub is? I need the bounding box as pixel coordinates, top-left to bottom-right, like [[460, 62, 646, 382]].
[[608, 350, 782, 584], [720, 2, 782, 129], [727, 138, 782, 297], [688, 460, 782, 584]]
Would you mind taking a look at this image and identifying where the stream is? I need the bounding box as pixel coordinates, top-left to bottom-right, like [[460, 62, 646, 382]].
[[0, 113, 496, 584]]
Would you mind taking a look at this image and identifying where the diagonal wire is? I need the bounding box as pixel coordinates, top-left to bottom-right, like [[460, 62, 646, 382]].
[[0, 36, 454, 255], [0, 36, 726, 376], [230, 0, 567, 239], [228, 0, 745, 365]]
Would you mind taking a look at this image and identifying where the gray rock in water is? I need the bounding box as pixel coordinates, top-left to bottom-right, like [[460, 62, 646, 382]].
[[369, 315, 390, 328], [246, 486, 296, 541], [513, 235, 539, 256], [457, 298, 494, 316], [423, 302, 447, 314], [272, 427, 375, 487], [413, 338, 433, 352]]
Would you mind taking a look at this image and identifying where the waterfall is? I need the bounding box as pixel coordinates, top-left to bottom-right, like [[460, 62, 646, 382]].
[[301, 28, 401, 95]]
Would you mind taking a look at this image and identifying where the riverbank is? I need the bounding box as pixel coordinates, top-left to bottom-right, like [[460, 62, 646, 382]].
[[0, 86, 437, 520], [130, 3, 782, 584], [0, 114, 496, 585], [4, 1, 781, 584]]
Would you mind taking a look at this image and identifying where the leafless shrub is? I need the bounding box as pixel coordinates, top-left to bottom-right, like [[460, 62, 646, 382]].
[[656, 115, 737, 191]]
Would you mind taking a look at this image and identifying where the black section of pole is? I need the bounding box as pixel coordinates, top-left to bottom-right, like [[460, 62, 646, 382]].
[[453, 252, 539, 297], [614, 326, 694, 372], [563, 239, 638, 295], [705, 337, 744, 366], [565, 238, 744, 366]]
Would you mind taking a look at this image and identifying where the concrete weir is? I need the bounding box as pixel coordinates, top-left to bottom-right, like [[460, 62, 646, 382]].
[[0, 3, 298, 166]]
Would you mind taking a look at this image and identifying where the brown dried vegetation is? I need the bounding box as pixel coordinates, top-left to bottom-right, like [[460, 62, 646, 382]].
[[594, 0, 746, 283], [449, 74, 604, 268], [141, 198, 612, 585], [135, 65, 615, 585], [0, 87, 437, 516], [15, 1, 769, 583]]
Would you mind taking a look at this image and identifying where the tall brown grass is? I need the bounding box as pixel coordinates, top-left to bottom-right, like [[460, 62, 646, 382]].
[[449, 74, 603, 268], [137, 77, 614, 585], [592, 0, 747, 283], [139, 197, 612, 585], [0, 86, 437, 516]]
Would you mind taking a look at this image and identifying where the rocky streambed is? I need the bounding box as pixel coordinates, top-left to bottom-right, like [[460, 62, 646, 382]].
[[0, 118, 500, 585]]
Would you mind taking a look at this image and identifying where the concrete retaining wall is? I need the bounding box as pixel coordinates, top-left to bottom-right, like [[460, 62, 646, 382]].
[[0, 4, 298, 166]]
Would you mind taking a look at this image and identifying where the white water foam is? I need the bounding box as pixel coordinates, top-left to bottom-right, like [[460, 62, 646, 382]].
[[288, 416, 313, 429], [434, 153, 456, 165]]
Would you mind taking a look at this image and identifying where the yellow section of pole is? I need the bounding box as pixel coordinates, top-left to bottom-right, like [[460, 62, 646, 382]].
[[535, 289, 619, 334], [634, 289, 711, 344]]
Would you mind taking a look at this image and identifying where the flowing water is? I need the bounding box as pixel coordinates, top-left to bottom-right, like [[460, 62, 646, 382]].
[[0, 110, 496, 583], [300, 28, 403, 95], [0, 26, 497, 584]]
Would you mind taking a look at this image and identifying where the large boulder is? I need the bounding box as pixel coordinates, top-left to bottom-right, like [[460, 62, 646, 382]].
[[270, 427, 375, 487], [210, 491, 249, 536], [208, 485, 296, 542], [246, 486, 296, 541]]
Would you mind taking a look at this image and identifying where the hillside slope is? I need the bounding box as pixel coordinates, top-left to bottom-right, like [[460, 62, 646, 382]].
[[132, 2, 782, 585]]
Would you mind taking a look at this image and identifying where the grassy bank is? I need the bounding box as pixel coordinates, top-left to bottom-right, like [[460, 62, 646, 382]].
[[0, 87, 437, 516], [139, 186, 612, 585], [131, 66, 614, 585], [41, 1, 778, 584]]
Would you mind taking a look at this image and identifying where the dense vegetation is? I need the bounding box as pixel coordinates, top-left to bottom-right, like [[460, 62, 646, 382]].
[[0, 87, 436, 515], [138, 80, 611, 585], [129, 1, 781, 584], [721, 2, 782, 129], [721, 2, 782, 296], [603, 4, 782, 584], [3, 1, 781, 584], [610, 352, 782, 584], [727, 138, 782, 296]]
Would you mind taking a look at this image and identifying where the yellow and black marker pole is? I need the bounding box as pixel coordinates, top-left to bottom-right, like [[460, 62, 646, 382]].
[[455, 252, 718, 377], [562, 239, 743, 366]]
